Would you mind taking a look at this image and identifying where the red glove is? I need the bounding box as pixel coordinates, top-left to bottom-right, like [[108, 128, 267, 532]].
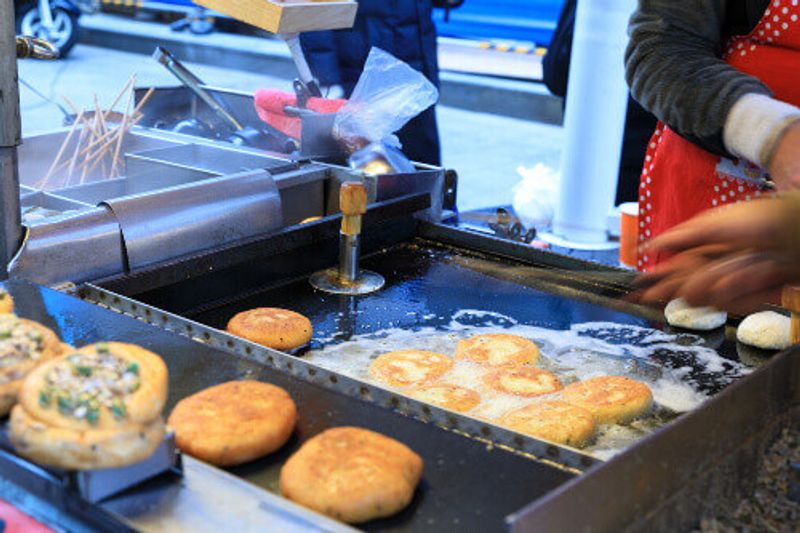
[[254, 89, 346, 139]]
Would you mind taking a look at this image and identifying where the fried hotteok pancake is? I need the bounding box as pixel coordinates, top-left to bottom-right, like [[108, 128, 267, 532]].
[[483, 367, 563, 398], [562, 376, 653, 424], [0, 315, 68, 417], [280, 427, 423, 524], [20, 342, 168, 431], [168, 380, 297, 466], [10, 342, 168, 470], [369, 350, 453, 387], [497, 400, 596, 448], [406, 383, 481, 412], [226, 308, 313, 351], [10, 405, 165, 470], [455, 334, 540, 366]]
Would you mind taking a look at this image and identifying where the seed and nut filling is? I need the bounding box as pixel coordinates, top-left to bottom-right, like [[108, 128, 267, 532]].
[[0, 315, 45, 376], [39, 344, 140, 425]]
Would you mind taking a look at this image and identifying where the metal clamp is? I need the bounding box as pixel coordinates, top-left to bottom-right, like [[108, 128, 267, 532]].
[[310, 182, 385, 295], [16, 36, 59, 60]]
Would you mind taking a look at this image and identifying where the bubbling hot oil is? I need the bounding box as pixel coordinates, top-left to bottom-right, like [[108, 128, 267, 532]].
[[305, 310, 750, 459]]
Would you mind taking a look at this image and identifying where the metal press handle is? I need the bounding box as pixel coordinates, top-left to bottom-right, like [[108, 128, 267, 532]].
[[16, 36, 58, 60], [152, 46, 245, 131], [338, 182, 367, 284]]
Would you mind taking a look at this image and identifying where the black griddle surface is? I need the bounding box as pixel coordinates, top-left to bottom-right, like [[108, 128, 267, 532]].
[[187, 242, 745, 396], [1, 279, 575, 532]]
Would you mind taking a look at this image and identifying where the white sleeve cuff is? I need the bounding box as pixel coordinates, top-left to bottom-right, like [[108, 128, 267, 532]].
[[723, 93, 800, 167]]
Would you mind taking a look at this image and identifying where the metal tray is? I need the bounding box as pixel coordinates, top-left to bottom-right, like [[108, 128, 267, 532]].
[[18, 127, 187, 191], [0, 279, 577, 532]]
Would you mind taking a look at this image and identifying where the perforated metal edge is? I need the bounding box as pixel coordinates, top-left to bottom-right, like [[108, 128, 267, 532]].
[[76, 284, 599, 474]]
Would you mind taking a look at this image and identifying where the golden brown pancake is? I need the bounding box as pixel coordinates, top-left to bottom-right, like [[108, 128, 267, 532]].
[[562, 376, 653, 424], [227, 307, 312, 351], [280, 427, 423, 523], [0, 315, 68, 417], [10, 405, 165, 470], [168, 380, 297, 466], [455, 333, 540, 366], [497, 400, 596, 447], [20, 342, 168, 431], [483, 367, 563, 398], [369, 350, 453, 387], [406, 383, 481, 412]]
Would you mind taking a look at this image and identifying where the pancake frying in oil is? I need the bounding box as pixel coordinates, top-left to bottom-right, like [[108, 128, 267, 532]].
[[562, 376, 653, 424], [406, 383, 481, 412], [455, 334, 540, 366], [497, 400, 596, 448], [369, 350, 453, 387], [483, 367, 563, 398]]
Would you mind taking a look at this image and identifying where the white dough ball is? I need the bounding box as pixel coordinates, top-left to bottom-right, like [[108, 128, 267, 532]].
[[736, 311, 790, 350], [664, 298, 727, 331]]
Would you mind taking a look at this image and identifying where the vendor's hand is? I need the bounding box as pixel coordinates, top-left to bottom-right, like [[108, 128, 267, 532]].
[[635, 197, 800, 312], [768, 121, 800, 190]]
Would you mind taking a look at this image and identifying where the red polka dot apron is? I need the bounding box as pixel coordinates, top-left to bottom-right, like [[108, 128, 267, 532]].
[[638, 0, 800, 271]]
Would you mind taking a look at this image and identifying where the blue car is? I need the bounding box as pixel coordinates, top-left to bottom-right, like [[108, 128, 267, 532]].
[[134, 0, 564, 45]]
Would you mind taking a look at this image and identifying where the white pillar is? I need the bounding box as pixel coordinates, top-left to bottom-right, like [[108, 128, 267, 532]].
[[551, 0, 638, 245]]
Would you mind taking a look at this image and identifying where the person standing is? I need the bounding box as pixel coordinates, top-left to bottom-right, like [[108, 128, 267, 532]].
[[300, 0, 442, 166], [626, 0, 800, 271]]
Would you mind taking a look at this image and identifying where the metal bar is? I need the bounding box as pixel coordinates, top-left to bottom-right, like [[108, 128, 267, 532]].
[[0, 0, 22, 279], [338, 232, 359, 282]]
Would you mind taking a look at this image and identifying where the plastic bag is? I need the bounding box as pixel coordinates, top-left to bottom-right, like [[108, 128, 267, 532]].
[[334, 47, 439, 147], [512, 163, 561, 230]]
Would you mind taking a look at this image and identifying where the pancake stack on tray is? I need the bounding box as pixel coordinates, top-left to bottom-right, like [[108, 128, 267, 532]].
[[9, 342, 168, 470]]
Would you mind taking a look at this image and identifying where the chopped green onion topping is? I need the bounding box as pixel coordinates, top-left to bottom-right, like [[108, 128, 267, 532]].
[[95, 343, 110, 354], [86, 408, 99, 425], [127, 362, 139, 375], [39, 390, 51, 407], [57, 396, 72, 414], [74, 365, 92, 377], [111, 401, 126, 420], [0, 331, 10, 340]]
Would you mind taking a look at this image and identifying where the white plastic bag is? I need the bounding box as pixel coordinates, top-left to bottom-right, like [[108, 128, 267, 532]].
[[334, 47, 439, 146], [512, 163, 561, 230]]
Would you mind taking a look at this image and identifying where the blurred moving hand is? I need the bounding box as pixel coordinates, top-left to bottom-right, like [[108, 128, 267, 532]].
[[769, 122, 800, 190], [636, 194, 800, 313]]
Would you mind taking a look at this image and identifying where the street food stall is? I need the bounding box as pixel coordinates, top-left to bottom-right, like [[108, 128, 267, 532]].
[[0, 1, 797, 532]]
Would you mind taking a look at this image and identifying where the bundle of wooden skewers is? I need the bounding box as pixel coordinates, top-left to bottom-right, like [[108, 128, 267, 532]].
[[39, 76, 155, 190]]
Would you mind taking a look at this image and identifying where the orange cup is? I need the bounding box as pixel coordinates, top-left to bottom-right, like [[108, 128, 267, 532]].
[[619, 202, 639, 267]]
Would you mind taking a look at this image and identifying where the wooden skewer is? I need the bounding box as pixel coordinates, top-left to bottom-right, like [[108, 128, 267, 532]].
[[85, 113, 144, 177], [40, 109, 85, 190], [109, 85, 136, 178], [66, 114, 93, 183], [130, 87, 155, 118], [104, 75, 135, 118], [781, 286, 800, 345], [80, 110, 102, 184]]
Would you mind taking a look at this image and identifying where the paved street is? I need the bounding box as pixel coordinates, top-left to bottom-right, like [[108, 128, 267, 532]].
[[18, 44, 563, 211]]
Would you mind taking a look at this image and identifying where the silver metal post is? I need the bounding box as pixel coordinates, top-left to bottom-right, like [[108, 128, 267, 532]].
[[0, 0, 23, 279], [338, 233, 359, 283]]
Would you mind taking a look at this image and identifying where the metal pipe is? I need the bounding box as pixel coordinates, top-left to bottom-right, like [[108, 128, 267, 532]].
[[0, 0, 23, 279], [338, 233, 359, 283]]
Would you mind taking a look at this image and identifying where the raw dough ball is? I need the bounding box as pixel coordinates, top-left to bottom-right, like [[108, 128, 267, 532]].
[[736, 311, 790, 351], [664, 298, 727, 331]]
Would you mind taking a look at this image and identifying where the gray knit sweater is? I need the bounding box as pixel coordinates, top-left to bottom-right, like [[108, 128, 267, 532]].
[[625, 0, 771, 159]]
